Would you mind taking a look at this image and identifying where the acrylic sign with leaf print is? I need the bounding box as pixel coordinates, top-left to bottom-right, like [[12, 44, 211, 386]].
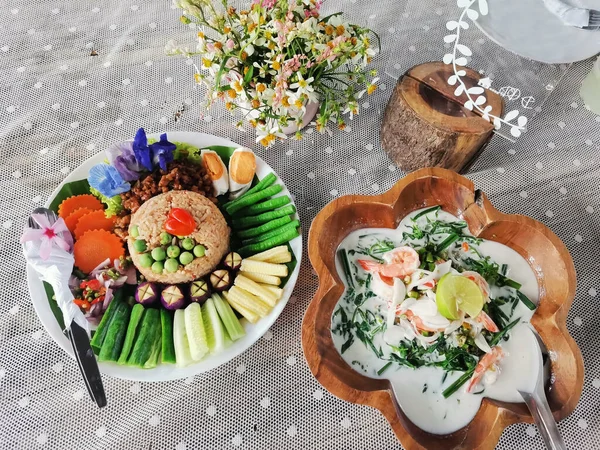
[[443, 0, 528, 138]]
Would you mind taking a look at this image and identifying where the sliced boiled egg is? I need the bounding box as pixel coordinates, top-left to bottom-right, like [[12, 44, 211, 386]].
[[201, 150, 229, 196], [228, 147, 256, 199]]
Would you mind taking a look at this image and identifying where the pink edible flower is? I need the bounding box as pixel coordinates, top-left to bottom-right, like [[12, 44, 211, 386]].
[[226, 39, 235, 50], [331, 36, 346, 47], [21, 213, 72, 260], [262, 0, 276, 8], [284, 55, 302, 72]]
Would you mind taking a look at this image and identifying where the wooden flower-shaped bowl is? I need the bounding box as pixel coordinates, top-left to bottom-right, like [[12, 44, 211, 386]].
[[302, 168, 583, 449]]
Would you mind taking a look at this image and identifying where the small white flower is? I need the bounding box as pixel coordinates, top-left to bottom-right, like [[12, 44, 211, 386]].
[[255, 126, 287, 146], [290, 72, 315, 97], [343, 101, 359, 119]]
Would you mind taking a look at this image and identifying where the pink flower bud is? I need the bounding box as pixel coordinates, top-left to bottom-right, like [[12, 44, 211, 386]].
[[226, 39, 235, 50]]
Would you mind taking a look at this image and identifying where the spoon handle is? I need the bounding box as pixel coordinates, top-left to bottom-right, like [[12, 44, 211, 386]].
[[520, 390, 567, 450]]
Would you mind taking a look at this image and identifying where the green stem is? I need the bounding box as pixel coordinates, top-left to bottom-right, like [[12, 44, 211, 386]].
[[412, 206, 441, 221], [377, 361, 392, 376], [489, 317, 520, 346], [442, 369, 475, 398]]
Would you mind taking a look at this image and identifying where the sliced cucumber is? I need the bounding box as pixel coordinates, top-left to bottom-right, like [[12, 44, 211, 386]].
[[212, 293, 246, 341], [160, 309, 176, 364], [202, 297, 231, 353], [143, 323, 162, 369], [184, 303, 209, 362], [98, 301, 131, 362], [173, 309, 193, 367], [117, 303, 145, 364], [90, 291, 123, 354], [127, 308, 160, 367]]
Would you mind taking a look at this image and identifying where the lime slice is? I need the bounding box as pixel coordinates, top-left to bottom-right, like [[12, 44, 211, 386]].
[[436, 274, 485, 319]]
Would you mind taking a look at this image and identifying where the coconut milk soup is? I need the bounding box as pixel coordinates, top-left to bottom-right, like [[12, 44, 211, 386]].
[[331, 207, 539, 434]]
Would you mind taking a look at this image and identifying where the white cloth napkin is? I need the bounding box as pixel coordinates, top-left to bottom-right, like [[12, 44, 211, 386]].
[[542, 0, 595, 27], [23, 238, 91, 336]]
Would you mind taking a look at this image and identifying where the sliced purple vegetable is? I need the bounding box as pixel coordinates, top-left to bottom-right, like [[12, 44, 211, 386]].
[[160, 285, 187, 310], [135, 281, 160, 306], [210, 270, 232, 292], [189, 280, 210, 304], [223, 252, 242, 271]]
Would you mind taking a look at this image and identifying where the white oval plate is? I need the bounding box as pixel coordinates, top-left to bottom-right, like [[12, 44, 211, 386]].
[[475, 0, 600, 64], [27, 131, 302, 381]]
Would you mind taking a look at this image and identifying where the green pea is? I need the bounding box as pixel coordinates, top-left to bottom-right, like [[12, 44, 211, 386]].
[[193, 244, 206, 257], [181, 238, 195, 251], [151, 247, 166, 261], [138, 253, 153, 268], [160, 232, 172, 245], [165, 258, 179, 273], [130, 225, 139, 238], [167, 245, 181, 258], [179, 251, 194, 265], [151, 261, 164, 274], [133, 239, 147, 253]]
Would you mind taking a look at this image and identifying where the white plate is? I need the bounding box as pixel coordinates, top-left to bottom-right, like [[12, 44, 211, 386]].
[[475, 0, 600, 64], [27, 131, 302, 381]]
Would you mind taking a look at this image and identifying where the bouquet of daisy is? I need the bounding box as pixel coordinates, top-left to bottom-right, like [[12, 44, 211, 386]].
[[168, 0, 379, 147]]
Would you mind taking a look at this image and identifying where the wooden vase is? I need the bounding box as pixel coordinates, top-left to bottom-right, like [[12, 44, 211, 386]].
[[380, 62, 504, 173]]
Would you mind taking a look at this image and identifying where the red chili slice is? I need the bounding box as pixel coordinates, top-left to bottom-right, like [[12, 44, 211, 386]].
[[164, 208, 196, 236]]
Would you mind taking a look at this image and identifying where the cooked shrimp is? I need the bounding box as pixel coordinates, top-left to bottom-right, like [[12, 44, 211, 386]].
[[461, 271, 490, 301], [404, 310, 446, 333], [474, 310, 499, 332], [466, 346, 504, 393], [358, 246, 420, 278]]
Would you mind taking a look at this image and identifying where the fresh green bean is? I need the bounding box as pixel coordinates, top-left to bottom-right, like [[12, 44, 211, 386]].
[[232, 204, 296, 229], [225, 184, 283, 215], [236, 195, 290, 216], [238, 227, 299, 256], [241, 220, 300, 245], [236, 216, 292, 239], [224, 173, 276, 211]]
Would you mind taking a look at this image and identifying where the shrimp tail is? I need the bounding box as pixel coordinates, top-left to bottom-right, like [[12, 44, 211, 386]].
[[358, 259, 382, 273], [466, 346, 504, 393], [476, 311, 500, 333]]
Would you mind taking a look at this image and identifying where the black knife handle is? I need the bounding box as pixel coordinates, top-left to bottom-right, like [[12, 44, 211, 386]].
[[67, 322, 107, 408]]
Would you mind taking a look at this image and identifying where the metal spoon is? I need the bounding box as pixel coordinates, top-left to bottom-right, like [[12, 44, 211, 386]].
[[518, 328, 566, 450]]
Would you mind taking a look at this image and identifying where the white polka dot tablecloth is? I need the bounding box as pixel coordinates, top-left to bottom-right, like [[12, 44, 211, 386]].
[[0, 1, 599, 449]]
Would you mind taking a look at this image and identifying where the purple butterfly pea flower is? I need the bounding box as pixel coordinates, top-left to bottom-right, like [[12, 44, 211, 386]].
[[150, 133, 176, 171], [105, 141, 143, 182], [133, 128, 153, 171]]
